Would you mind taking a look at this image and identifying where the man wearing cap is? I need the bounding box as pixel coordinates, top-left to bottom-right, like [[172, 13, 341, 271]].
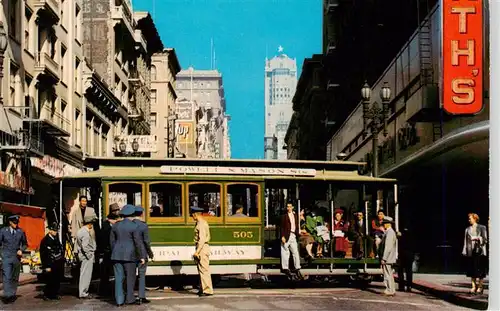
[[110, 204, 146, 306], [133, 206, 154, 304], [0, 215, 27, 304], [75, 214, 98, 299], [279, 201, 303, 281], [97, 203, 121, 297], [380, 216, 398, 296], [39, 222, 64, 300], [191, 206, 213, 296]]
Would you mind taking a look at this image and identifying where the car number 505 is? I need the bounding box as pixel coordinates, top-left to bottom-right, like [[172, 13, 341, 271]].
[[233, 231, 253, 238]]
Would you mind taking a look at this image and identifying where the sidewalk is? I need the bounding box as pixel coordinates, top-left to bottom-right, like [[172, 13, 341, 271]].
[[395, 273, 488, 310], [0, 273, 38, 291]]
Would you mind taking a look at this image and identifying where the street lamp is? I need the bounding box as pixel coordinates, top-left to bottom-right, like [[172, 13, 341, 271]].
[[361, 81, 392, 177], [0, 23, 8, 105]]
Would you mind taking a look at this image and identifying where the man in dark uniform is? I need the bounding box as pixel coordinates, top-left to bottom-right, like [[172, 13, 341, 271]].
[[98, 203, 121, 297], [39, 222, 64, 300], [0, 215, 27, 304], [110, 204, 146, 307], [133, 206, 154, 304], [397, 227, 415, 292]]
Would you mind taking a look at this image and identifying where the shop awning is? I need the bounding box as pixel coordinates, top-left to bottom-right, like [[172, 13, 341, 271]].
[[0, 201, 46, 218]]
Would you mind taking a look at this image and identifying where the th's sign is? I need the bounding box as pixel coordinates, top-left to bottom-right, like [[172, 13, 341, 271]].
[[442, 0, 483, 115]]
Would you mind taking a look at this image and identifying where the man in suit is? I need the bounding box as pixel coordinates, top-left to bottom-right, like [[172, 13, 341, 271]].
[[110, 204, 146, 307], [191, 206, 214, 297], [397, 227, 414, 292], [76, 214, 97, 299], [133, 206, 154, 304], [71, 195, 97, 239], [380, 216, 398, 296], [98, 203, 121, 297], [350, 211, 371, 259], [280, 201, 303, 280], [0, 215, 27, 304], [39, 222, 65, 300]]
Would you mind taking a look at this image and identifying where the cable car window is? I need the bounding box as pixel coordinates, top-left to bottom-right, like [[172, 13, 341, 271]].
[[226, 184, 259, 218], [188, 183, 221, 217], [108, 183, 143, 211], [149, 183, 182, 218]]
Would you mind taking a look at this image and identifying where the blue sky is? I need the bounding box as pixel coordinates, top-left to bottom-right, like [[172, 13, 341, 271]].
[[134, 0, 322, 159]]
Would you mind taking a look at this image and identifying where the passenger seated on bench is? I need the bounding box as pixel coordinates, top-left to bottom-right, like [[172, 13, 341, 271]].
[[231, 204, 248, 217], [306, 208, 328, 258], [332, 208, 349, 258], [298, 209, 314, 260]]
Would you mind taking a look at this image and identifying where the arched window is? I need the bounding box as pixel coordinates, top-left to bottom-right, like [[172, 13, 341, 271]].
[[151, 65, 157, 81]]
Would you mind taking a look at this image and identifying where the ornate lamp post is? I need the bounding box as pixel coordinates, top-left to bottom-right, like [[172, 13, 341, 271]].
[[0, 23, 8, 105], [361, 81, 392, 177]]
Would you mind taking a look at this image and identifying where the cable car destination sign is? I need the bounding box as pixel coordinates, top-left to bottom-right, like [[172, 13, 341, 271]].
[[160, 165, 317, 176]]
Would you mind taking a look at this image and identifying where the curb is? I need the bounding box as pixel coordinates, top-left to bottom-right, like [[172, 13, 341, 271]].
[[395, 276, 488, 310], [0, 275, 38, 291]]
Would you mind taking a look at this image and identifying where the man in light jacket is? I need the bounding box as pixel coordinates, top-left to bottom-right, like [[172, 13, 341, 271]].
[[380, 216, 398, 296], [70, 195, 97, 239], [76, 214, 97, 299]]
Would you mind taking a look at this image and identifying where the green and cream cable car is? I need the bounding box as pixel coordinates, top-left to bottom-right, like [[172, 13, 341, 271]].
[[53, 157, 399, 283]]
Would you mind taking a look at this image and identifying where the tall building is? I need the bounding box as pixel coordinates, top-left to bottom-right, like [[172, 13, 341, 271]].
[[150, 48, 181, 158], [176, 67, 230, 159], [287, 0, 489, 273], [82, 1, 164, 142], [264, 46, 297, 160], [0, 0, 86, 211]]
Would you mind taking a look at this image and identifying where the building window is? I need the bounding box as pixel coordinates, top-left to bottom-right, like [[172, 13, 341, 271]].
[[151, 90, 157, 106], [150, 112, 157, 128], [9, 63, 18, 107], [61, 100, 68, 131], [75, 5, 81, 42], [24, 8, 32, 52], [75, 110, 81, 146], [60, 0, 65, 29], [9, 0, 19, 39], [151, 65, 157, 80], [61, 45, 67, 84], [75, 58, 81, 93]]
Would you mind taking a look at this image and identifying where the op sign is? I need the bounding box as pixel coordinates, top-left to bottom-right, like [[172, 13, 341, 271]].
[[442, 0, 483, 115]]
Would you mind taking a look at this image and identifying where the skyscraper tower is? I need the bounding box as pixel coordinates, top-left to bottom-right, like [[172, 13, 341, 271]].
[[264, 46, 297, 160]]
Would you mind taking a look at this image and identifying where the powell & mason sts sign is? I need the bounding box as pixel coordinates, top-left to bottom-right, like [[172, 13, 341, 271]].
[[160, 165, 317, 176]]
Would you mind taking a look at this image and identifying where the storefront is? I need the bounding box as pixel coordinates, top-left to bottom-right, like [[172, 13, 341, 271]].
[[0, 157, 46, 251]]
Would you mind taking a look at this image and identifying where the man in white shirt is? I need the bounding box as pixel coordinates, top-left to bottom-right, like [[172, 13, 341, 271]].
[[280, 201, 303, 280]]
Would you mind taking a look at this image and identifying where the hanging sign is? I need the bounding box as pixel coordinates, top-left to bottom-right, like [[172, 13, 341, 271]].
[[442, 0, 483, 115]]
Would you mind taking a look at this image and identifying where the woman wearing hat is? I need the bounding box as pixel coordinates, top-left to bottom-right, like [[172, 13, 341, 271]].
[[332, 208, 349, 258], [39, 222, 64, 300]]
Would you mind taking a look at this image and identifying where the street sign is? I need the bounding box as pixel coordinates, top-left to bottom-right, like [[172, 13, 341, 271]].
[[442, 0, 484, 115]]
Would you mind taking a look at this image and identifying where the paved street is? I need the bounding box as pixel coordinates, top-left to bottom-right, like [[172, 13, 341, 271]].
[[3, 282, 471, 310]]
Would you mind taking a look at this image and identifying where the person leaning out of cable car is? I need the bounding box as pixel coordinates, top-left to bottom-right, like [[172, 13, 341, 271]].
[[332, 208, 349, 258], [462, 213, 488, 295], [39, 222, 65, 300]]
